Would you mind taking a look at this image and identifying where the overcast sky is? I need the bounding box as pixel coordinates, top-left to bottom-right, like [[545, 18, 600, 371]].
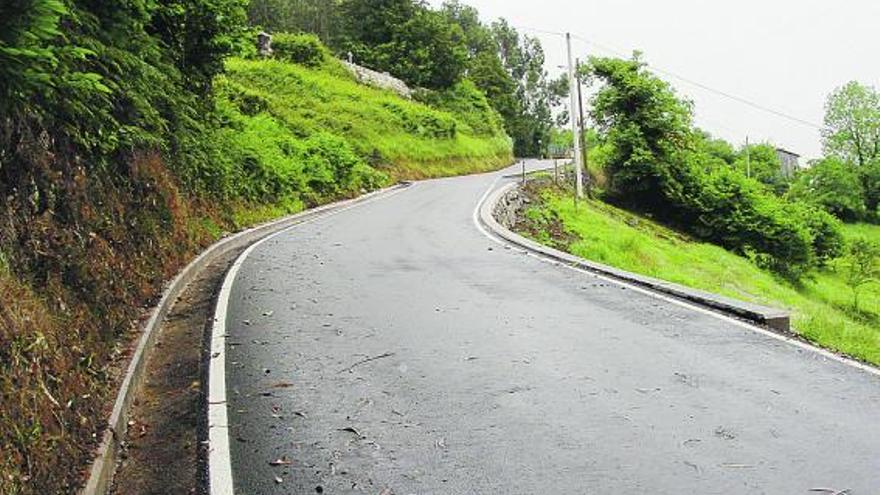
[[428, 0, 880, 159]]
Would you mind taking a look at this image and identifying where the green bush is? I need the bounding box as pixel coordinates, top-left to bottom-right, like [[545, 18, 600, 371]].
[[790, 203, 846, 264], [677, 164, 815, 277], [414, 79, 505, 137], [272, 32, 327, 67], [788, 156, 866, 221], [381, 101, 457, 139]]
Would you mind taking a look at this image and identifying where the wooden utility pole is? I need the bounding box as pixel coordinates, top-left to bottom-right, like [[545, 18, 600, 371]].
[[576, 57, 588, 195], [566, 33, 584, 200], [746, 135, 751, 178]]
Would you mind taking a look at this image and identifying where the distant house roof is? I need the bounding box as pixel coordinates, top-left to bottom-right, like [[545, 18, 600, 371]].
[[775, 147, 800, 158]]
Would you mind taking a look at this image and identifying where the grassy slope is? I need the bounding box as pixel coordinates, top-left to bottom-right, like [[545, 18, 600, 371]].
[[522, 188, 880, 365], [221, 58, 513, 181]]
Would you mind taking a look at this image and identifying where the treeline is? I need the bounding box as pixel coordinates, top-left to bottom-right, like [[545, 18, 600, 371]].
[[247, 0, 565, 157]]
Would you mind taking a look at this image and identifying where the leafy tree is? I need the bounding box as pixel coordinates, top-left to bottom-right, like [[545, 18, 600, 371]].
[[822, 81, 880, 168], [733, 143, 788, 194], [788, 157, 866, 221], [440, 1, 519, 141], [585, 55, 694, 207], [838, 238, 880, 311], [440, 0, 493, 55], [381, 8, 467, 89], [335, 0, 466, 90], [699, 133, 737, 166], [491, 20, 561, 156], [151, 0, 250, 94], [248, 0, 341, 42]]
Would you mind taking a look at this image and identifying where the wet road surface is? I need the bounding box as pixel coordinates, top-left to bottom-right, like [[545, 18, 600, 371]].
[[223, 160, 879, 494]]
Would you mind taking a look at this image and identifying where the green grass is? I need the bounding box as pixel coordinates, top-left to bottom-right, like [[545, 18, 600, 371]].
[[220, 58, 513, 180], [522, 189, 880, 365]]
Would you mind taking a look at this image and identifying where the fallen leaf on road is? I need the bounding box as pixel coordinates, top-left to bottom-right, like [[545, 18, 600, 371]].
[[269, 456, 293, 466], [272, 382, 294, 388], [338, 427, 363, 438]]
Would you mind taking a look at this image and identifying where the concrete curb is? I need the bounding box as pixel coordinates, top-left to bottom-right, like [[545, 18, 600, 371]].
[[80, 184, 410, 495], [479, 181, 791, 332]]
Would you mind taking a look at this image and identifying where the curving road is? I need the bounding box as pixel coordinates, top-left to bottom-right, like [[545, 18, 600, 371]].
[[221, 160, 879, 494]]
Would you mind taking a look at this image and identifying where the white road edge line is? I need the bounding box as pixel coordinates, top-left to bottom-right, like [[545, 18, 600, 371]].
[[207, 185, 412, 495], [473, 178, 880, 379]]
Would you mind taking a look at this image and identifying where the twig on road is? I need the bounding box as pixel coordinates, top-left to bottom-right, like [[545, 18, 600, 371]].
[[338, 352, 395, 374]]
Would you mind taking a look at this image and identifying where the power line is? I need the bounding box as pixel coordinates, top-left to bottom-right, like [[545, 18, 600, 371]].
[[515, 25, 567, 37], [511, 26, 823, 130], [568, 33, 822, 130]]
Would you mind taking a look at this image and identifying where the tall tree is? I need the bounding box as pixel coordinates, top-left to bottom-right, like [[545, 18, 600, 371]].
[[335, 0, 466, 90], [247, 0, 340, 42], [489, 19, 559, 156], [822, 81, 880, 167]]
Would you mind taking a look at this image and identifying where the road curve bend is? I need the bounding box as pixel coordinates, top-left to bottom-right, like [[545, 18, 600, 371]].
[[218, 160, 879, 494]]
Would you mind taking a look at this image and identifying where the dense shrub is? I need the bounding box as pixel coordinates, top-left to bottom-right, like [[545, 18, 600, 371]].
[[788, 157, 866, 221], [791, 203, 846, 264], [414, 79, 505, 137], [859, 160, 880, 218], [272, 32, 327, 67], [675, 164, 815, 277], [381, 101, 457, 139]]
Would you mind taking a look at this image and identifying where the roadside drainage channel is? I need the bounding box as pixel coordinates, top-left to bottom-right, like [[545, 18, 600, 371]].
[[480, 180, 792, 333], [81, 183, 411, 495]]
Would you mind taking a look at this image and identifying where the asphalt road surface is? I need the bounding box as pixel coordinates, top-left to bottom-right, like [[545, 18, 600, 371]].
[[223, 160, 879, 494]]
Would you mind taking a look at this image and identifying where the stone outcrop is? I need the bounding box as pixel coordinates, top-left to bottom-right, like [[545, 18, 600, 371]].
[[341, 61, 413, 98]]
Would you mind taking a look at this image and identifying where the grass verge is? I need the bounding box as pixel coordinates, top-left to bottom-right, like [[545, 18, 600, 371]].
[[516, 183, 880, 365]]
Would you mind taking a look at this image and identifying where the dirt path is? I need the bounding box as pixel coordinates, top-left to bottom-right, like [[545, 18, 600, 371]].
[[109, 250, 241, 495]]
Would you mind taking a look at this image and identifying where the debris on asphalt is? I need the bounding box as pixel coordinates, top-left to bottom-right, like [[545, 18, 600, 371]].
[[714, 426, 736, 440], [338, 352, 395, 374], [338, 426, 364, 438], [269, 456, 293, 466]]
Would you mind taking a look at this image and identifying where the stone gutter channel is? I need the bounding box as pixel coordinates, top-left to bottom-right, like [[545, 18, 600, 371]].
[[80, 183, 411, 495], [481, 180, 792, 333]]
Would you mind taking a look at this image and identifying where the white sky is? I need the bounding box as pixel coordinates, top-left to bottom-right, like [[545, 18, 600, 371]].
[[429, 0, 880, 159]]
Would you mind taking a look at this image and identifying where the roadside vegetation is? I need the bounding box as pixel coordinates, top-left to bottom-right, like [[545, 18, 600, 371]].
[[519, 185, 880, 364], [220, 42, 511, 180], [0, 1, 528, 492], [248, 0, 569, 157], [517, 55, 879, 366]]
